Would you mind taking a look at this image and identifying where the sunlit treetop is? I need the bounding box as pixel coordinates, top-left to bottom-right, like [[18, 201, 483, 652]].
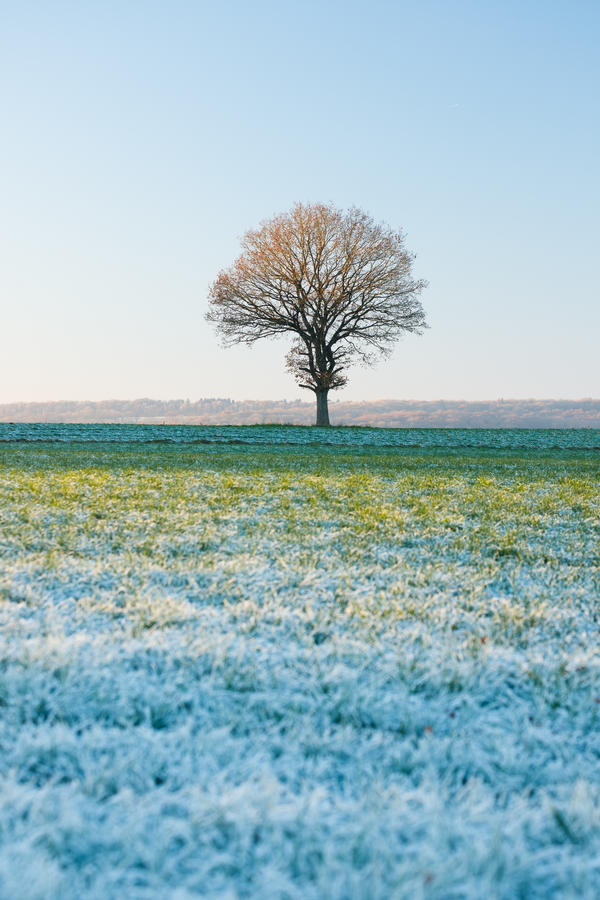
[[207, 202, 428, 424]]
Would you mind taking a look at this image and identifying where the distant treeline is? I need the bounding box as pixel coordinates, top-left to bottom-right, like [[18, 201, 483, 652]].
[[1, 398, 599, 427]]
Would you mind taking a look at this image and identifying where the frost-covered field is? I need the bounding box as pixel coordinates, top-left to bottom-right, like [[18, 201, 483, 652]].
[[1, 426, 599, 899]]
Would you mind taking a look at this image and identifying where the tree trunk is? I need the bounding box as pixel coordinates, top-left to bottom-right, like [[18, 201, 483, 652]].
[[315, 389, 330, 426]]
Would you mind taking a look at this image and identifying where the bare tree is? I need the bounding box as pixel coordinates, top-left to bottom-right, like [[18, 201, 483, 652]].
[[207, 203, 428, 426]]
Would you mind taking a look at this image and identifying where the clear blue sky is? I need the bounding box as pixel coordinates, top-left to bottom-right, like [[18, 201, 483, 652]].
[[2, 0, 598, 403]]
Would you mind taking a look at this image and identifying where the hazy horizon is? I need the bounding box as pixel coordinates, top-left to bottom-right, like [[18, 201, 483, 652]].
[[3, 397, 600, 428]]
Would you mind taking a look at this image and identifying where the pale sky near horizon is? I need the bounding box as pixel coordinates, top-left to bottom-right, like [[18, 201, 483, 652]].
[[1, 1, 598, 403]]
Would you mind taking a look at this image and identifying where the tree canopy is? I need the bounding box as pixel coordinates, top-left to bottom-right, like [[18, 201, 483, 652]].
[[207, 202, 428, 425]]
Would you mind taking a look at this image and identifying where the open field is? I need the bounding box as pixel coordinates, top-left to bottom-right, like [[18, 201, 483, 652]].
[[1, 426, 599, 898]]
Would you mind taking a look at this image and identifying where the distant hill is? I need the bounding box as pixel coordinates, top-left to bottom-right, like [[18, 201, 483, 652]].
[[1, 398, 599, 427]]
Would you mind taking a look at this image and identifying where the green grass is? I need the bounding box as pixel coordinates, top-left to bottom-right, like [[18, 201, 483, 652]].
[[0, 438, 599, 897]]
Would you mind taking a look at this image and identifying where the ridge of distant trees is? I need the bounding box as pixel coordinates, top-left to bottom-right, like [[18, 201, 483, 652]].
[[1, 398, 599, 427]]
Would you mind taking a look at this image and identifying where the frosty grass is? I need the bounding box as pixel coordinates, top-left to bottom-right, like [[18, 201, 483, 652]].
[[1, 426, 599, 898]]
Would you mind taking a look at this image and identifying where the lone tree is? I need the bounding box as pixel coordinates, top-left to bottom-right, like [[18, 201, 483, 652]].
[[207, 202, 427, 426]]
